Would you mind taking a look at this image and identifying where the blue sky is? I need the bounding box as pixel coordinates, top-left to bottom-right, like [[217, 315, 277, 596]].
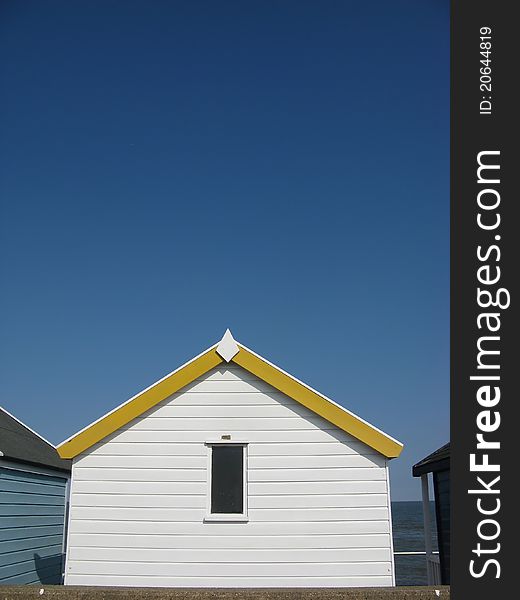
[[0, 0, 449, 500]]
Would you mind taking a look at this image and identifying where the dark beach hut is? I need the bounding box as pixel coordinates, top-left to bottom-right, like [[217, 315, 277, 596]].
[[412, 442, 450, 585], [0, 407, 71, 585]]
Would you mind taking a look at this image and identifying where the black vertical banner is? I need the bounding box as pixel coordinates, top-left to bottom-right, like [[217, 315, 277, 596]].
[[452, 1, 516, 598]]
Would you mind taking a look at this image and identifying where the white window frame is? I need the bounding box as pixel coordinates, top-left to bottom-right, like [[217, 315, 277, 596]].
[[204, 441, 248, 522]]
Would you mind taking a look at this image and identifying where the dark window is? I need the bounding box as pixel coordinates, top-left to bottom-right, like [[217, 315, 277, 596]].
[[211, 445, 244, 514]]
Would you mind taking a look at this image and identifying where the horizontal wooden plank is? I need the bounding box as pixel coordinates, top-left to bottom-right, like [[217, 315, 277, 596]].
[[0, 534, 64, 556], [124, 417, 332, 432], [183, 379, 277, 394], [0, 478, 66, 496], [68, 533, 391, 550], [150, 404, 317, 419], [66, 560, 392, 577], [0, 525, 64, 543], [69, 520, 390, 536], [170, 392, 297, 406], [249, 455, 384, 469], [76, 454, 382, 469], [0, 544, 63, 569], [72, 480, 206, 495], [0, 491, 65, 506], [249, 468, 386, 482], [84, 440, 376, 458], [70, 506, 389, 522], [249, 494, 388, 509], [250, 480, 387, 495], [75, 455, 207, 469], [249, 442, 377, 456], [65, 574, 393, 587], [0, 469, 67, 487], [73, 466, 385, 483], [70, 506, 204, 522], [69, 546, 392, 563], [71, 479, 387, 497], [73, 468, 206, 482], [254, 507, 390, 522], [108, 429, 358, 444], [0, 504, 65, 517], [70, 493, 206, 509], [0, 515, 65, 528], [85, 443, 206, 457]]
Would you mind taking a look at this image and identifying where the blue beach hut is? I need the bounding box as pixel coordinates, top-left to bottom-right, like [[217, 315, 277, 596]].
[[0, 407, 71, 585]]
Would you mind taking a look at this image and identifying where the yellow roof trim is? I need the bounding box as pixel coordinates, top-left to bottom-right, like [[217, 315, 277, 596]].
[[57, 348, 224, 458], [232, 346, 403, 459], [57, 336, 403, 459]]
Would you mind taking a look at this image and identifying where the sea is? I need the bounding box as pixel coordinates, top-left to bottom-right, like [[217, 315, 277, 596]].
[[391, 501, 438, 586]]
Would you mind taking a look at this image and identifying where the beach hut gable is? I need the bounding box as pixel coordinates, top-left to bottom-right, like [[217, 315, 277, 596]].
[[57, 330, 403, 460]]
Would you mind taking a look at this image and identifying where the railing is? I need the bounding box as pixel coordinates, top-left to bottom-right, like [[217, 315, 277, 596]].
[[394, 551, 441, 586], [426, 553, 442, 585]]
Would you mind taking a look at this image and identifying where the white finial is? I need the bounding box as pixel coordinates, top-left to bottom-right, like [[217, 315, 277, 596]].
[[216, 329, 240, 362]]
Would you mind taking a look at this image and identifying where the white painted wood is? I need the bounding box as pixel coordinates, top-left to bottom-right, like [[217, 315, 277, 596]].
[[150, 403, 327, 419], [70, 505, 389, 522], [102, 429, 363, 444], [249, 494, 388, 509], [249, 454, 384, 469], [68, 533, 391, 549], [71, 480, 206, 495], [66, 560, 392, 577], [69, 547, 392, 563], [215, 329, 240, 362], [123, 417, 334, 431], [66, 364, 395, 588], [71, 493, 206, 508], [250, 480, 388, 495], [169, 392, 296, 405], [70, 520, 391, 536], [183, 378, 279, 393], [65, 574, 393, 588], [76, 455, 207, 468], [71, 479, 387, 496], [86, 440, 378, 457], [249, 468, 387, 482]]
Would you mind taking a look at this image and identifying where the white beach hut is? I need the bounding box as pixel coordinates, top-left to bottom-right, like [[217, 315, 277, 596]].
[[58, 330, 403, 588]]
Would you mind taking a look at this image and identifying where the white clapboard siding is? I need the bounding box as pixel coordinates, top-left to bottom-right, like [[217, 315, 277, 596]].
[[249, 468, 387, 482], [103, 429, 359, 444], [71, 493, 386, 510], [70, 505, 389, 522], [67, 364, 394, 588], [181, 379, 278, 394], [70, 520, 391, 536], [69, 533, 391, 549], [249, 454, 384, 469], [152, 404, 319, 418], [71, 493, 206, 508], [249, 494, 388, 509], [73, 468, 206, 482], [169, 391, 297, 406], [250, 480, 388, 495], [77, 454, 382, 469], [86, 441, 377, 457], [65, 574, 393, 588], [66, 561, 392, 577], [76, 455, 207, 468], [124, 417, 334, 431], [72, 480, 207, 495], [72, 479, 387, 496], [69, 547, 392, 563]]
